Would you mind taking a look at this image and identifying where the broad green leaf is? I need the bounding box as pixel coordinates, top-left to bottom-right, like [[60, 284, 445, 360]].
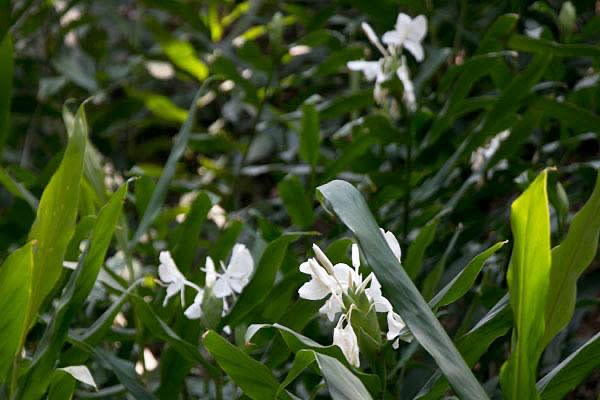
[[224, 233, 302, 326], [0, 32, 13, 152], [537, 332, 600, 400], [277, 175, 314, 229], [314, 352, 373, 400], [172, 191, 212, 274], [500, 170, 552, 400], [19, 183, 128, 400], [277, 349, 317, 394], [0, 242, 34, 384], [299, 103, 320, 167], [317, 180, 489, 400], [404, 218, 438, 280], [430, 241, 508, 308], [543, 172, 600, 347], [203, 330, 286, 400], [132, 85, 207, 244], [27, 103, 87, 325]]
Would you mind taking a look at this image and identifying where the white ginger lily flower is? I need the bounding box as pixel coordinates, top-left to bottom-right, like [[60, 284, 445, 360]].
[[333, 313, 360, 367], [212, 244, 254, 298], [203, 256, 218, 287], [361, 22, 389, 56], [396, 59, 417, 112], [298, 258, 337, 300], [184, 290, 204, 319], [387, 311, 412, 348], [380, 228, 402, 262], [320, 295, 344, 322], [365, 275, 393, 313], [158, 251, 196, 306], [312, 244, 335, 274], [382, 13, 427, 62]]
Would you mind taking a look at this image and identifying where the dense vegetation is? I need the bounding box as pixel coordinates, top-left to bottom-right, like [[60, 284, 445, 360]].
[[0, 0, 599, 399]]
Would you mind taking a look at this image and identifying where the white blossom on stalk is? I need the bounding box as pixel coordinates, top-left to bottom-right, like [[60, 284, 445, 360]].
[[184, 290, 205, 319], [212, 244, 254, 298], [387, 311, 412, 348], [380, 228, 402, 262], [333, 313, 360, 367], [396, 59, 417, 112], [382, 13, 428, 62], [158, 251, 192, 306], [361, 22, 389, 57], [365, 275, 392, 313], [298, 258, 337, 300]]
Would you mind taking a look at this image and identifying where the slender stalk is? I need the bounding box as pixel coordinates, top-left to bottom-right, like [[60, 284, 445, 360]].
[[403, 123, 413, 241]]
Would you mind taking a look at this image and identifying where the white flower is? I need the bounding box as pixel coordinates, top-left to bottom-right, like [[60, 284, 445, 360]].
[[365, 275, 392, 313], [380, 228, 402, 262], [382, 13, 427, 62], [298, 258, 336, 300], [333, 314, 360, 367], [158, 251, 188, 306], [212, 244, 254, 298], [208, 204, 227, 228], [396, 59, 416, 112], [347, 60, 384, 82], [470, 129, 511, 172], [184, 290, 204, 319], [319, 295, 344, 322], [203, 256, 217, 287], [312, 244, 335, 274], [387, 311, 412, 348], [360, 22, 389, 56]]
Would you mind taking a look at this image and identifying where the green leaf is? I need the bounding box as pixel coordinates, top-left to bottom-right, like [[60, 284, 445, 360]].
[[0, 242, 34, 384], [317, 180, 489, 400], [421, 226, 461, 301], [27, 103, 87, 325], [430, 241, 508, 308], [508, 34, 600, 58], [314, 352, 373, 400], [277, 175, 315, 229], [299, 104, 320, 168], [404, 218, 438, 280], [500, 170, 552, 400], [224, 233, 302, 326], [47, 371, 76, 400], [0, 166, 38, 210], [543, 171, 600, 347], [0, 32, 13, 152], [159, 37, 209, 81], [18, 183, 128, 400], [128, 88, 188, 124], [203, 330, 284, 400], [537, 332, 600, 400], [132, 85, 208, 244]]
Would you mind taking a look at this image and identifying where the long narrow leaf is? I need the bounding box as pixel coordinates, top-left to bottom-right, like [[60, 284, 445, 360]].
[[317, 180, 489, 400]]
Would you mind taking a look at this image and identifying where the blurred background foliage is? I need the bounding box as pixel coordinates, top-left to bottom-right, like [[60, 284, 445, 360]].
[[1, 0, 599, 398]]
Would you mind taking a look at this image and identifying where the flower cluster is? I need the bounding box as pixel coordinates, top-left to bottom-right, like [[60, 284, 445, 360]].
[[347, 13, 427, 112], [158, 243, 254, 319], [298, 229, 411, 367]]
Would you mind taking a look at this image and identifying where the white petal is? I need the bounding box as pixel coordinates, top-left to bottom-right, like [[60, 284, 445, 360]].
[[407, 15, 428, 41], [227, 243, 254, 279], [204, 256, 217, 287], [312, 244, 334, 273], [212, 277, 233, 298], [158, 251, 184, 284], [332, 263, 360, 288], [360, 22, 383, 50], [319, 296, 342, 321], [382, 30, 403, 46], [404, 40, 424, 62], [333, 320, 360, 367], [298, 279, 331, 300], [395, 13, 413, 32], [184, 292, 204, 319], [380, 229, 402, 261], [351, 244, 360, 270], [347, 60, 381, 81]]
